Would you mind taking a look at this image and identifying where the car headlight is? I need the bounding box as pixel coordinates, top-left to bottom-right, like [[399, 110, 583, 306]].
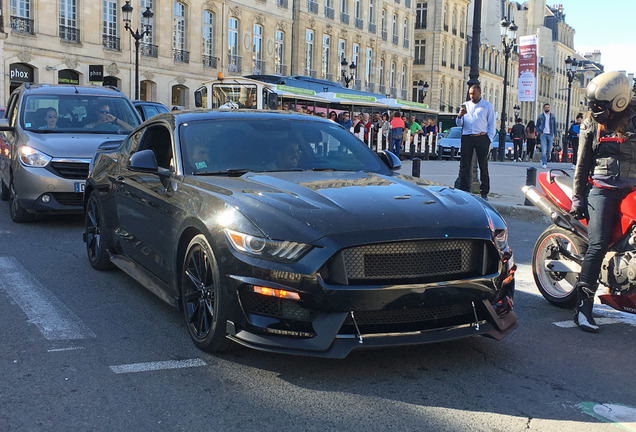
[[493, 228, 508, 250], [224, 228, 312, 261], [19, 146, 52, 167]]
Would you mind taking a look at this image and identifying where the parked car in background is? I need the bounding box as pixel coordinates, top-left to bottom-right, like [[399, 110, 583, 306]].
[[84, 110, 517, 358], [133, 100, 170, 122], [436, 126, 462, 160], [0, 84, 141, 222], [491, 133, 514, 160]]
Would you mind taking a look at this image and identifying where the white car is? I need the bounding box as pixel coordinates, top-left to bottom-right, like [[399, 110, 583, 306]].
[[436, 127, 462, 160]]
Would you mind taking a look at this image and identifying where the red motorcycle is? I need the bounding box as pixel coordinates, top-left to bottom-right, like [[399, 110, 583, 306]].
[[522, 169, 636, 314]]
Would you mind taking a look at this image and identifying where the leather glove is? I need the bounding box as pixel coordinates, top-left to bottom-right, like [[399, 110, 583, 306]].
[[569, 204, 588, 220]]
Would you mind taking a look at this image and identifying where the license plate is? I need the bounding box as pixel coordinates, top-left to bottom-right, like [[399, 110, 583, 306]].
[[74, 182, 85, 193]]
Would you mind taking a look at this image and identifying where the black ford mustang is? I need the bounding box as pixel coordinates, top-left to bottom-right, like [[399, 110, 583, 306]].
[[84, 110, 516, 358]]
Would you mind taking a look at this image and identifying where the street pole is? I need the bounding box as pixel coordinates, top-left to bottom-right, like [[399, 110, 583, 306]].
[[564, 56, 579, 161], [464, 0, 482, 193], [134, 38, 140, 100], [498, 19, 517, 162], [121, 2, 153, 101]]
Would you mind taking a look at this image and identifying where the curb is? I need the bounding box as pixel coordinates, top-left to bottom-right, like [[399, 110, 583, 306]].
[[490, 202, 550, 224]]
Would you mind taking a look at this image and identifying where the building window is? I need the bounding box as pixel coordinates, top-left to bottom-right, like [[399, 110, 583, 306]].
[[275, 31, 285, 74], [460, 11, 464, 36], [403, 18, 408, 40], [228, 17, 240, 71], [60, 0, 78, 42], [415, 2, 427, 29], [340, 0, 347, 14], [338, 38, 346, 61], [140, 0, 154, 44], [368, 0, 374, 24], [452, 9, 456, 33], [365, 48, 373, 85], [322, 35, 331, 78], [401, 65, 406, 92], [390, 62, 395, 89], [173, 2, 187, 61], [450, 44, 455, 68], [443, 4, 448, 30], [379, 59, 384, 86], [414, 39, 425, 64], [352, 43, 359, 69], [381, 10, 386, 32], [102, 0, 118, 49], [253, 25, 263, 73], [11, 0, 34, 34], [354, 0, 361, 19], [305, 29, 314, 74], [202, 10, 215, 63], [392, 13, 397, 36], [441, 41, 446, 66]]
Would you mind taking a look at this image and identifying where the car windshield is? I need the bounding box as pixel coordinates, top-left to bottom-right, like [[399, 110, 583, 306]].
[[21, 94, 141, 134], [179, 117, 391, 175], [446, 127, 462, 139]]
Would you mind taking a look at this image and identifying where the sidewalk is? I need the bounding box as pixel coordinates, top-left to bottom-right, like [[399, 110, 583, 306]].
[[397, 158, 572, 222]]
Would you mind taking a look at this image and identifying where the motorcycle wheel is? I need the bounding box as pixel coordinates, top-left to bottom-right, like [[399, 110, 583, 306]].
[[532, 225, 587, 308]]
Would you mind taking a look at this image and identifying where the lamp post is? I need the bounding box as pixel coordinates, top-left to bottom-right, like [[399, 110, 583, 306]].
[[564, 55, 579, 155], [513, 104, 521, 120], [417, 80, 429, 103], [122, 1, 153, 100], [497, 18, 517, 161], [340, 58, 356, 88]]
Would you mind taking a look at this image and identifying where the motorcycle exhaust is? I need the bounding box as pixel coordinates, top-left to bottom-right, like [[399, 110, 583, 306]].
[[522, 185, 588, 241]]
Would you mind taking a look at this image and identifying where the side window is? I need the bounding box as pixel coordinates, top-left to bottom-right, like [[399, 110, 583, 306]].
[[125, 129, 145, 154], [137, 125, 174, 170]]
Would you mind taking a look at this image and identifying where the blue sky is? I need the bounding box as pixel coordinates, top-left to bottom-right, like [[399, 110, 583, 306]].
[[556, 0, 636, 73]]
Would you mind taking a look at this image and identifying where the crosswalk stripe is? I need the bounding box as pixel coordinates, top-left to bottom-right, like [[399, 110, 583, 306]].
[[0, 257, 96, 340], [109, 359, 207, 374]]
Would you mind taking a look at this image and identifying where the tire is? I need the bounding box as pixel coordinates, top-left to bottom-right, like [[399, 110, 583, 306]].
[[180, 234, 233, 353], [84, 191, 114, 270], [0, 179, 8, 201], [9, 177, 34, 223], [532, 225, 587, 308]]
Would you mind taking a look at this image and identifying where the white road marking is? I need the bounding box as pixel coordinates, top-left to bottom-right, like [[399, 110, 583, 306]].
[[47, 346, 86, 352], [0, 257, 96, 340], [109, 358, 207, 374], [581, 402, 636, 431]]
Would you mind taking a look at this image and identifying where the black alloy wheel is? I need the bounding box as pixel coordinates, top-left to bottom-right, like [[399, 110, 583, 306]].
[[85, 191, 114, 270], [181, 235, 233, 353], [9, 177, 33, 223]]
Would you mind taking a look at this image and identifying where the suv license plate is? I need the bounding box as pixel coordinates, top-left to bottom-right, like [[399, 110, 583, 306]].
[[75, 182, 85, 193]]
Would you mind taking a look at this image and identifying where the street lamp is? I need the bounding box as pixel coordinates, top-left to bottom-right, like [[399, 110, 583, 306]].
[[497, 18, 518, 161], [417, 80, 429, 103], [513, 104, 521, 120], [564, 55, 580, 154], [122, 1, 153, 100], [341, 58, 356, 88]]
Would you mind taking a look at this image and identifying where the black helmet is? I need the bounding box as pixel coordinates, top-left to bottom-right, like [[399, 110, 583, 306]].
[[585, 71, 632, 123]]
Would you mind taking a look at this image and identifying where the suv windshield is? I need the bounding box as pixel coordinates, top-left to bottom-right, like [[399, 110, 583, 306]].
[[21, 95, 141, 134]]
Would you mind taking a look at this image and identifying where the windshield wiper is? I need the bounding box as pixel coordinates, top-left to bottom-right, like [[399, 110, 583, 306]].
[[197, 168, 263, 176]]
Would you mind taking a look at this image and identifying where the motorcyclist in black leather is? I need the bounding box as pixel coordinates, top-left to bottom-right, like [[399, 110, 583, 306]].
[[570, 71, 636, 332]]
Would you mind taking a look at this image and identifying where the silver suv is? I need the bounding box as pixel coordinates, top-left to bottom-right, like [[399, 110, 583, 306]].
[[0, 84, 141, 222]]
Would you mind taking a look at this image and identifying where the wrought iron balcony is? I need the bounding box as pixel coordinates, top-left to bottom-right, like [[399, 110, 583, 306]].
[[366, 83, 375, 93], [228, 55, 242, 73], [102, 35, 120, 51], [441, 60, 446, 67], [444, 24, 448, 32], [325, 7, 335, 19], [452, 28, 457, 35], [413, 58, 425, 65], [400, 90, 407, 100], [368, 22, 376, 33], [353, 80, 362, 90], [324, 73, 334, 82], [10, 16, 34, 34], [403, 39, 409, 49], [304, 68, 317, 78], [141, 43, 158, 58], [340, 13, 349, 24], [275, 64, 287, 75], [450, 62, 455, 69], [277, 0, 288, 8], [379, 84, 386, 95], [405, 0, 411, 7], [308, 0, 318, 13], [253, 59, 266, 75], [458, 65, 462, 71], [203, 55, 218, 68], [59, 26, 80, 43], [381, 30, 387, 41], [389, 87, 397, 98], [173, 49, 190, 63], [392, 35, 399, 45], [355, 18, 363, 29]]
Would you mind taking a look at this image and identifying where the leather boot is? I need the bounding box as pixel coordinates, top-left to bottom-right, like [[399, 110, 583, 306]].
[[573, 283, 599, 333]]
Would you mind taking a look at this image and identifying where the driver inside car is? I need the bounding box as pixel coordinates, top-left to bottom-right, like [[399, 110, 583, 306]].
[[84, 103, 133, 131]]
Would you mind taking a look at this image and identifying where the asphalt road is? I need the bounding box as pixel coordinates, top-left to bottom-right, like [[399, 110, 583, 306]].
[[0, 202, 634, 432]]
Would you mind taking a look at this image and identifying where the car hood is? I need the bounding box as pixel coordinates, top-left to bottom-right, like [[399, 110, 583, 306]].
[[25, 131, 125, 159], [194, 171, 493, 244]]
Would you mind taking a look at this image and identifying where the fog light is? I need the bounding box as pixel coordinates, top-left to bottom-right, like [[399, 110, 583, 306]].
[[41, 194, 51, 203], [253, 285, 300, 301]]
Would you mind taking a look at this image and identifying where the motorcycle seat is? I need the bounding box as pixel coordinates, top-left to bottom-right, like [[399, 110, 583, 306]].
[[553, 175, 574, 199]]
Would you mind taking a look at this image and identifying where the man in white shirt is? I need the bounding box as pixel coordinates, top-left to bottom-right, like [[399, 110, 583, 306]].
[[456, 84, 496, 200], [536, 103, 558, 169]]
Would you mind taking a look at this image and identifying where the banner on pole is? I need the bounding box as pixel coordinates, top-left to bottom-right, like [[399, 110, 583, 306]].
[[518, 35, 537, 102]]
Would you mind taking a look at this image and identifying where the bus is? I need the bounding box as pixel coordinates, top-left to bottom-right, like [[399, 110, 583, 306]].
[[194, 74, 440, 157]]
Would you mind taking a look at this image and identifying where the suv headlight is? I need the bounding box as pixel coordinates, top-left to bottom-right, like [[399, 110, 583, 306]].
[[19, 146, 52, 167], [224, 228, 312, 261], [493, 228, 508, 251]]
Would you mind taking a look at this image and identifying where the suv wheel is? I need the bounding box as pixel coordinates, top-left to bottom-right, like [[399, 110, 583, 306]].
[[9, 177, 34, 223]]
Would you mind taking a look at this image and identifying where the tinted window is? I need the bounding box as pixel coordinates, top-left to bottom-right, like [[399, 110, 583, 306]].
[[179, 118, 390, 175]]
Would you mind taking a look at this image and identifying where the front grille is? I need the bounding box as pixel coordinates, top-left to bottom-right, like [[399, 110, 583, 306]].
[[51, 192, 83, 206], [328, 239, 490, 284], [241, 291, 312, 322], [48, 162, 89, 180], [339, 303, 478, 334]]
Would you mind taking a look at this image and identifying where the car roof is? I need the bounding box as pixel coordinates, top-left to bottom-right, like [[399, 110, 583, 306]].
[[17, 84, 124, 96], [164, 109, 335, 124]]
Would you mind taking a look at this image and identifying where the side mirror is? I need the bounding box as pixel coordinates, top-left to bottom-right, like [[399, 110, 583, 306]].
[[267, 92, 279, 110], [377, 150, 402, 171], [0, 118, 14, 132], [128, 149, 159, 173], [194, 88, 203, 108]]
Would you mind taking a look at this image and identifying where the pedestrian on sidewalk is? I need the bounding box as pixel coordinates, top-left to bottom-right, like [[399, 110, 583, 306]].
[[456, 84, 496, 200], [536, 103, 557, 169], [526, 120, 538, 160], [510, 117, 526, 161], [389, 112, 405, 158], [569, 113, 583, 168]]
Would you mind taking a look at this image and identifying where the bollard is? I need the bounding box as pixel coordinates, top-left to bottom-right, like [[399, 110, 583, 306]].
[[412, 157, 421, 178], [524, 167, 537, 206]]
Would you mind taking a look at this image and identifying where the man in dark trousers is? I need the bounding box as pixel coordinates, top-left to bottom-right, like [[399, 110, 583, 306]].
[[456, 84, 496, 200], [510, 117, 526, 162]]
